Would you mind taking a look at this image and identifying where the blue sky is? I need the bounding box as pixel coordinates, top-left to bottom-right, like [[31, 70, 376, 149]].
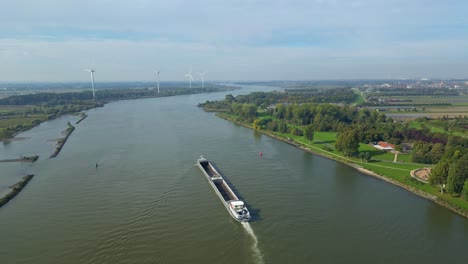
[[1, 0, 468, 81]]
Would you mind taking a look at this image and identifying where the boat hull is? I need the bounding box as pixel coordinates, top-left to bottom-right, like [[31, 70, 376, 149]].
[[197, 157, 250, 222]]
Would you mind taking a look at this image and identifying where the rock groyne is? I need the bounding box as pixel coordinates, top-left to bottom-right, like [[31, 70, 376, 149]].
[[75, 113, 88, 124], [49, 122, 75, 158], [0, 174, 34, 208]]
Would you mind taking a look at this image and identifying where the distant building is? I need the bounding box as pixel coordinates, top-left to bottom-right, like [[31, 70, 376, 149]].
[[373, 141, 395, 151]]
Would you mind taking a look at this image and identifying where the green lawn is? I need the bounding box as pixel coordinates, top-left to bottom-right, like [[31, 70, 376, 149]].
[[383, 95, 468, 104], [0, 115, 47, 129], [351, 88, 365, 105], [314, 131, 337, 142], [409, 121, 446, 133], [409, 120, 467, 137], [0, 105, 33, 113]]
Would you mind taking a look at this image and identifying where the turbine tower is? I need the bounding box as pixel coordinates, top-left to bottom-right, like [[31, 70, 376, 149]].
[[84, 68, 96, 99], [154, 70, 160, 94], [184, 67, 194, 88], [199, 72, 207, 88]]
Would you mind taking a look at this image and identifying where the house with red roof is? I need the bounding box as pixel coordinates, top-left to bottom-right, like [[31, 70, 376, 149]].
[[373, 141, 395, 151]]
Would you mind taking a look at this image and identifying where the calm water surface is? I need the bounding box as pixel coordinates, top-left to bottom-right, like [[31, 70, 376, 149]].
[[1, 85, 467, 264]]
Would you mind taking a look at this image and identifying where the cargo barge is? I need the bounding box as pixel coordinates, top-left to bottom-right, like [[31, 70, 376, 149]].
[[197, 156, 251, 222]]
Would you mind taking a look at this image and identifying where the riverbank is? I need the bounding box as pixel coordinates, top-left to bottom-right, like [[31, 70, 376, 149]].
[[0, 174, 34, 208], [216, 113, 468, 219], [49, 122, 75, 158]]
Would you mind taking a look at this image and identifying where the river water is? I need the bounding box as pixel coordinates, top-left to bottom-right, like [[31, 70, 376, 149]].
[[1, 85, 467, 264]]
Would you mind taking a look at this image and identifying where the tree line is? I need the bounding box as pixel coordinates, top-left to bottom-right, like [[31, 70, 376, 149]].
[[0, 86, 232, 106], [201, 91, 468, 198]]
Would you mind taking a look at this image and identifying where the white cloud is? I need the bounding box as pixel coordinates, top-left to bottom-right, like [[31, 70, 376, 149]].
[[0, 0, 467, 81]]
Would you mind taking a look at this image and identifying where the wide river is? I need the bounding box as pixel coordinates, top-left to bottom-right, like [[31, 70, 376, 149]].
[[1, 85, 467, 264]]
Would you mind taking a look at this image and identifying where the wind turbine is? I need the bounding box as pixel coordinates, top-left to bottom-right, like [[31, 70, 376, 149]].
[[184, 67, 194, 88], [154, 70, 160, 94], [84, 68, 96, 99], [199, 72, 207, 88]]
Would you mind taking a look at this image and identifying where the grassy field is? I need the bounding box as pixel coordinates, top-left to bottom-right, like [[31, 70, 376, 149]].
[[314, 131, 414, 163], [0, 115, 47, 129], [0, 114, 46, 128], [0, 105, 33, 113], [371, 94, 468, 118], [409, 121, 445, 132], [351, 88, 365, 105], [408, 120, 467, 137], [383, 95, 468, 105], [314, 131, 337, 142]]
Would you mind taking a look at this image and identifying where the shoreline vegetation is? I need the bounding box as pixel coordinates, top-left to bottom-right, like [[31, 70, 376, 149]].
[[216, 113, 468, 219], [0, 174, 34, 208], [198, 85, 467, 219], [49, 122, 75, 158]]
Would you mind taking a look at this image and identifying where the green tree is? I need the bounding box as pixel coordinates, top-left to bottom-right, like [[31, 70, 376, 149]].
[[429, 158, 450, 187], [364, 152, 372, 162], [253, 119, 261, 131], [0, 128, 12, 139], [335, 130, 359, 157], [446, 163, 462, 195], [278, 122, 288, 133], [231, 102, 243, 115], [304, 125, 314, 143], [252, 118, 272, 131], [429, 143, 445, 163], [446, 154, 468, 195], [359, 152, 365, 161], [412, 141, 432, 164], [359, 152, 371, 162], [463, 180, 468, 201], [225, 94, 235, 102], [241, 103, 257, 118], [290, 127, 303, 136]]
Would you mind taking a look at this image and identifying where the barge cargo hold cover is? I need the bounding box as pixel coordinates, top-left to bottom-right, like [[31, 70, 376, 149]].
[[197, 156, 251, 222]]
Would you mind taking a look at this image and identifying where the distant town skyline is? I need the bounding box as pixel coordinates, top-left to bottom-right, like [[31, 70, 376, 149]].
[[1, 0, 467, 82]]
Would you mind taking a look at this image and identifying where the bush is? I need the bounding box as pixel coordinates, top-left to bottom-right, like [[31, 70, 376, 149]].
[[323, 145, 333, 152], [290, 127, 303, 136]]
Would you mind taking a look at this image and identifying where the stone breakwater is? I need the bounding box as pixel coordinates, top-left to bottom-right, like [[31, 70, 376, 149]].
[[49, 122, 75, 158], [75, 114, 88, 124], [0, 174, 34, 208]]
